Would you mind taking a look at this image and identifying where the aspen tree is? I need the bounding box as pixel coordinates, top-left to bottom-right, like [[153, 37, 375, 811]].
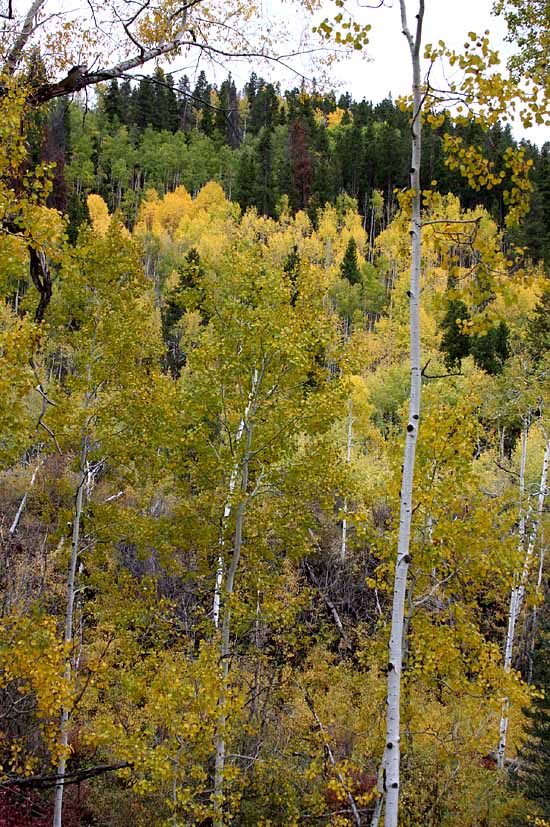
[[44, 220, 161, 826], [378, 6, 424, 827], [498, 427, 550, 767]]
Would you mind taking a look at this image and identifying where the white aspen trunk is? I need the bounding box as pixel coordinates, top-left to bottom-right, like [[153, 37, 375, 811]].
[[382, 5, 424, 826], [371, 789, 383, 827], [213, 437, 253, 827], [498, 431, 549, 768], [213, 365, 263, 827], [340, 397, 353, 561], [53, 435, 88, 827], [528, 535, 546, 684], [213, 369, 260, 627], [497, 422, 529, 768], [9, 457, 44, 536], [515, 438, 549, 620]]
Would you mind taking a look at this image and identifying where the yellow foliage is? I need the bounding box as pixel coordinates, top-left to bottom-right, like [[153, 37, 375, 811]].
[[87, 194, 112, 235]]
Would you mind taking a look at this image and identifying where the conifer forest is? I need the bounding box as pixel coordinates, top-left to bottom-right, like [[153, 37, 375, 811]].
[[1, 0, 550, 825]]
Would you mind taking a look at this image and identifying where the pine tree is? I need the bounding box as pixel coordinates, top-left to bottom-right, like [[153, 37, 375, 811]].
[[176, 75, 192, 132], [340, 238, 362, 286], [131, 78, 155, 131], [519, 592, 550, 818], [283, 244, 300, 306], [525, 287, 550, 364], [104, 79, 123, 122], [193, 71, 214, 135], [217, 75, 242, 147], [471, 321, 510, 375], [440, 299, 471, 369], [151, 68, 178, 132], [289, 119, 312, 210]]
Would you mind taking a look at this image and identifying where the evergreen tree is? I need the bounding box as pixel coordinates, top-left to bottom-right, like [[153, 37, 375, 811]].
[[177, 75, 193, 132], [471, 321, 510, 375], [310, 125, 339, 215], [153, 71, 179, 133], [440, 300, 510, 375], [131, 78, 155, 131], [104, 79, 124, 122], [119, 79, 132, 124], [248, 79, 280, 134], [162, 247, 206, 377], [440, 299, 471, 369], [217, 75, 242, 148], [340, 238, 362, 286], [525, 287, 550, 363], [283, 244, 300, 306], [518, 592, 550, 819], [193, 71, 214, 135], [289, 119, 312, 210], [66, 192, 91, 244]]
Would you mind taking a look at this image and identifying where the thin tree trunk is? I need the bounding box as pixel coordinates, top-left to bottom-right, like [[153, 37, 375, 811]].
[[9, 457, 44, 536], [213, 368, 260, 627], [498, 430, 549, 768], [213, 450, 252, 827], [515, 437, 549, 620], [298, 682, 362, 827], [53, 434, 88, 827], [527, 535, 546, 684], [381, 5, 424, 827], [341, 397, 353, 561], [213, 366, 263, 827]]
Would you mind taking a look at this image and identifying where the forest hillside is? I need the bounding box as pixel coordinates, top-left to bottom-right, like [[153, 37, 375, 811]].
[[0, 1, 549, 826]]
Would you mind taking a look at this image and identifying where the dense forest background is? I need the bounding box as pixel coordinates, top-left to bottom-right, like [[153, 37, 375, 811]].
[[1, 53, 550, 827], [42, 69, 550, 263]]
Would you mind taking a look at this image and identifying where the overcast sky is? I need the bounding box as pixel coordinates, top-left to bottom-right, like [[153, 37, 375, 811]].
[[213, 0, 547, 146]]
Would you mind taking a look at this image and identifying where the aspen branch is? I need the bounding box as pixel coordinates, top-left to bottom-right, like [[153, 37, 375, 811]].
[[0, 762, 131, 789], [303, 554, 350, 648], [296, 681, 362, 827]]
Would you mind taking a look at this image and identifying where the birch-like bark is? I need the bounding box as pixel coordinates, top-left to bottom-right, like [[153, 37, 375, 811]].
[[498, 431, 549, 768], [340, 397, 353, 561], [213, 369, 260, 627], [503, 423, 529, 655], [52, 434, 88, 827], [527, 534, 546, 684], [213, 366, 263, 827], [9, 457, 43, 536], [515, 437, 549, 620], [381, 5, 424, 826], [299, 682, 361, 827]]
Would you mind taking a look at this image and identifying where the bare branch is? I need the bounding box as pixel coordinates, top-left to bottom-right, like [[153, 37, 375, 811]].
[[0, 762, 131, 790]]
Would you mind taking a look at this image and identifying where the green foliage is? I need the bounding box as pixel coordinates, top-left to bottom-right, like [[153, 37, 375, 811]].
[[525, 287, 550, 364], [340, 237, 362, 285], [1, 70, 548, 827], [517, 593, 550, 819], [440, 299, 471, 369], [440, 299, 511, 374]]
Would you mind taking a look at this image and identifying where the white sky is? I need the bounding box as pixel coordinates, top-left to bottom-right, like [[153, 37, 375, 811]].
[[212, 0, 548, 146]]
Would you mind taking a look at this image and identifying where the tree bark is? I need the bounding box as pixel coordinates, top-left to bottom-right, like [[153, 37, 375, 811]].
[[381, 4, 424, 826], [340, 397, 353, 561], [53, 434, 88, 827], [9, 456, 43, 536], [498, 429, 549, 768], [213, 368, 260, 627], [213, 366, 262, 827]]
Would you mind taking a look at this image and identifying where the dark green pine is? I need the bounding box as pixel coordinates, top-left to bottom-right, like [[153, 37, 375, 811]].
[[339, 238, 362, 286], [519, 594, 550, 818]]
